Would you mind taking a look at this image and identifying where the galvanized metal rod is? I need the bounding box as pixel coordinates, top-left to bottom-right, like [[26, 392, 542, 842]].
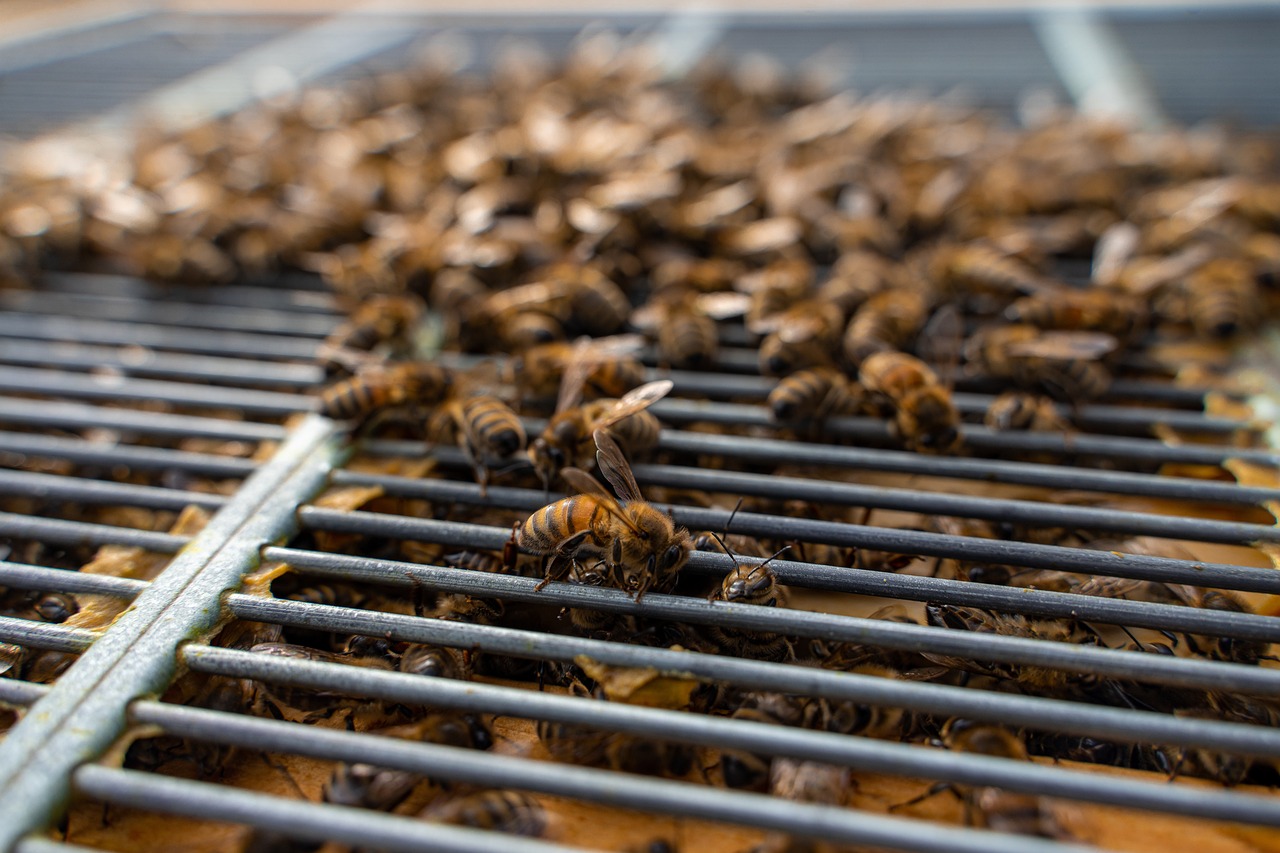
[[0, 513, 188, 553], [71, 766, 581, 853], [118, 704, 1094, 853], [0, 367, 316, 416], [0, 680, 48, 708], [652, 427, 1279, 506], [0, 432, 257, 478], [0, 470, 228, 512], [0, 291, 337, 338], [0, 414, 339, 850], [0, 315, 322, 361], [173, 649, 1280, 827], [0, 340, 323, 388], [0, 561, 147, 599], [0, 616, 95, 653], [266, 545, 1280, 653], [640, 398, 1280, 468], [0, 397, 286, 442], [42, 272, 336, 315], [305, 480, 1280, 594], [200, 601, 1280, 760]]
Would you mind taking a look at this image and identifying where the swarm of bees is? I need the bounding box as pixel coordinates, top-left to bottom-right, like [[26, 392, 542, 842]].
[[6, 26, 1280, 853]]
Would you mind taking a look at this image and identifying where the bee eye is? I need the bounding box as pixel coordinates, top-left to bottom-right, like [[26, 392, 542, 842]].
[[664, 544, 684, 568], [549, 448, 564, 465]]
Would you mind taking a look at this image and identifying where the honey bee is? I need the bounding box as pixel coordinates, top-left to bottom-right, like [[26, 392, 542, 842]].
[[416, 790, 547, 837], [1004, 288, 1146, 342], [1166, 585, 1274, 665], [507, 335, 647, 407], [964, 324, 1117, 403], [447, 393, 527, 494], [319, 294, 424, 375], [767, 367, 865, 425], [896, 719, 1072, 839], [31, 592, 78, 623], [754, 300, 845, 377], [841, 288, 931, 368], [537, 686, 694, 778], [552, 262, 632, 336], [769, 758, 850, 806], [926, 241, 1056, 299], [399, 643, 471, 680], [323, 713, 491, 811], [527, 348, 672, 491], [739, 257, 814, 329], [319, 361, 454, 424], [719, 692, 809, 790], [983, 391, 1071, 433], [563, 561, 640, 641], [1172, 257, 1262, 339], [515, 429, 692, 600], [126, 673, 256, 779], [859, 351, 961, 453], [0, 643, 25, 678], [248, 637, 397, 722], [632, 289, 749, 370]]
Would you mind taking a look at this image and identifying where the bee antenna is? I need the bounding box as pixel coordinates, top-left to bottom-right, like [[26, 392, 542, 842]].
[[704, 529, 740, 568], [1118, 624, 1144, 650], [755, 544, 792, 574]]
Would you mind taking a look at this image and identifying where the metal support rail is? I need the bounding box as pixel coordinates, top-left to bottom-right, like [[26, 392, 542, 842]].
[[211, 600, 1280, 755], [0, 397, 287, 443], [302, 487, 1280, 592], [0, 316, 322, 361], [0, 414, 340, 850], [92, 707, 1098, 853], [265, 546, 1280, 658], [172, 650, 1280, 827], [0, 470, 229, 512]]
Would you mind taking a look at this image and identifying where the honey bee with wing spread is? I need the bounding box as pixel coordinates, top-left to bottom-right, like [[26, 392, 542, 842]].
[[514, 429, 692, 599], [527, 342, 672, 491], [964, 324, 1117, 403]]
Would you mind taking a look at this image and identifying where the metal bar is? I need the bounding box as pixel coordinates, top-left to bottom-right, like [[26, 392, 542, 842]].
[[0, 680, 48, 708], [0, 561, 147, 599], [41, 272, 337, 315], [0, 291, 338, 338], [0, 470, 228, 512], [0, 367, 316, 416], [200, 601, 1280, 758], [638, 398, 1280, 468], [0, 414, 339, 850], [0, 315, 321, 361], [16, 839, 118, 853], [227, 592, 1280, 700], [305, 485, 1280, 593], [108, 709, 1094, 853], [0, 513, 188, 553], [0, 432, 257, 478], [0, 340, 323, 388], [71, 766, 582, 853], [0, 397, 286, 443], [266, 545, 1280, 654], [651, 428, 1279, 506], [171, 651, 1280, 827], [0, 616, 95, 653]]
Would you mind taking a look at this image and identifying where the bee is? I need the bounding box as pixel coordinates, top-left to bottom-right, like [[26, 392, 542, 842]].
[[896, 719, 1072, 839], [319, 294, 424, 375], [550, 262, 632, 336], [528, 341, 672, 491], [537, 685, 694, 778], [701, 548, 792, 663], [719, 692, 809, 790], [983, 391, 1071, 433], [399, 643, 471, 680], [859, 351, 961, 453], [31, 592, 78, 623], [739, 257, 814, 329], [632, 289, 750, 370], [415, 790, 547, 837], [248, 637, 397, 722], [841, 287, 931, 368], [0, 643, 25, 678], [323, 713, 492, 811], [964, 324, 1117, 403], [767, 367, 865, 425], [126, 673, 256, 779], [754, 300, 845, 377], [1004, 288, 1146, 342], [1174, 257, 1262, 339], [1166, 585, 1274, 665], [926, 241, 1055, 299], [515, 429, 692, 600], [447, 393, 527, 494], [770, 758, 850, 806], [475, 280, 574, 351], [508, 335, 647, 407], [562, 561, 639, 641], [319, 361, 454, 424]]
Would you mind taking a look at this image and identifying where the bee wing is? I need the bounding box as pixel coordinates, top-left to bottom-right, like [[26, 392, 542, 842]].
[[483, 281, 566, 316], [1091, 222, 1141, 287], [1006, 331, 1119, 360], [595, 379, 673, 429], [560, 467, 643, 534], [697, 291, 751, 320], [554, 337, 596, 415], [629, 302, 664, 331], [593, 428, 644, 503], [774, 316, 823, 343]]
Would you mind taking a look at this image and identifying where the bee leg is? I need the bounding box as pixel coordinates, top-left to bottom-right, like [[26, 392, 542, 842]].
[[536, 534, 591, 591], [502, 523, 521, 573], [888, 780, 956, 812]]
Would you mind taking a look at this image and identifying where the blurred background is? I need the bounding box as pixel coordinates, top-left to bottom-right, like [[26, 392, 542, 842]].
[[1, 1, 1278, 143]]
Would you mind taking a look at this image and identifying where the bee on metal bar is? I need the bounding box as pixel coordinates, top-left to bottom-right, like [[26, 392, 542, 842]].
[[1004, 287, 1147, 343], [769, 758, 851, 806], [859, 351, 961, 454], [632, 289, 749, 370], [319, 361, 454, 424], [925, 240, 1057, 299], [983, 391, 1071, 433], [399, 643, 471, 681], [514, 429, 692, 600], [415, 790, 547, 837], [562, 560, 640, 641], [753, 299, 846, 377], [247, 637, 397, 722], [699, 539, 793, 663], [31, 592, 78, 623], [767, 366, 865, 425], [1166, 585, 1275, 665], [507, 335, 647, 408], [841, 287, 931, 368], [719, 692, 809, 790], [528, 344, 672, 492], [447, 392, 527, 495], [964, 323, 1117, 403], [536, 683, 694, 778], [319, 293, 424, 375]]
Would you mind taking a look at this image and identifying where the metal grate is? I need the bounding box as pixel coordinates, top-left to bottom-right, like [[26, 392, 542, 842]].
[[0, 8, 1278, 853]]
